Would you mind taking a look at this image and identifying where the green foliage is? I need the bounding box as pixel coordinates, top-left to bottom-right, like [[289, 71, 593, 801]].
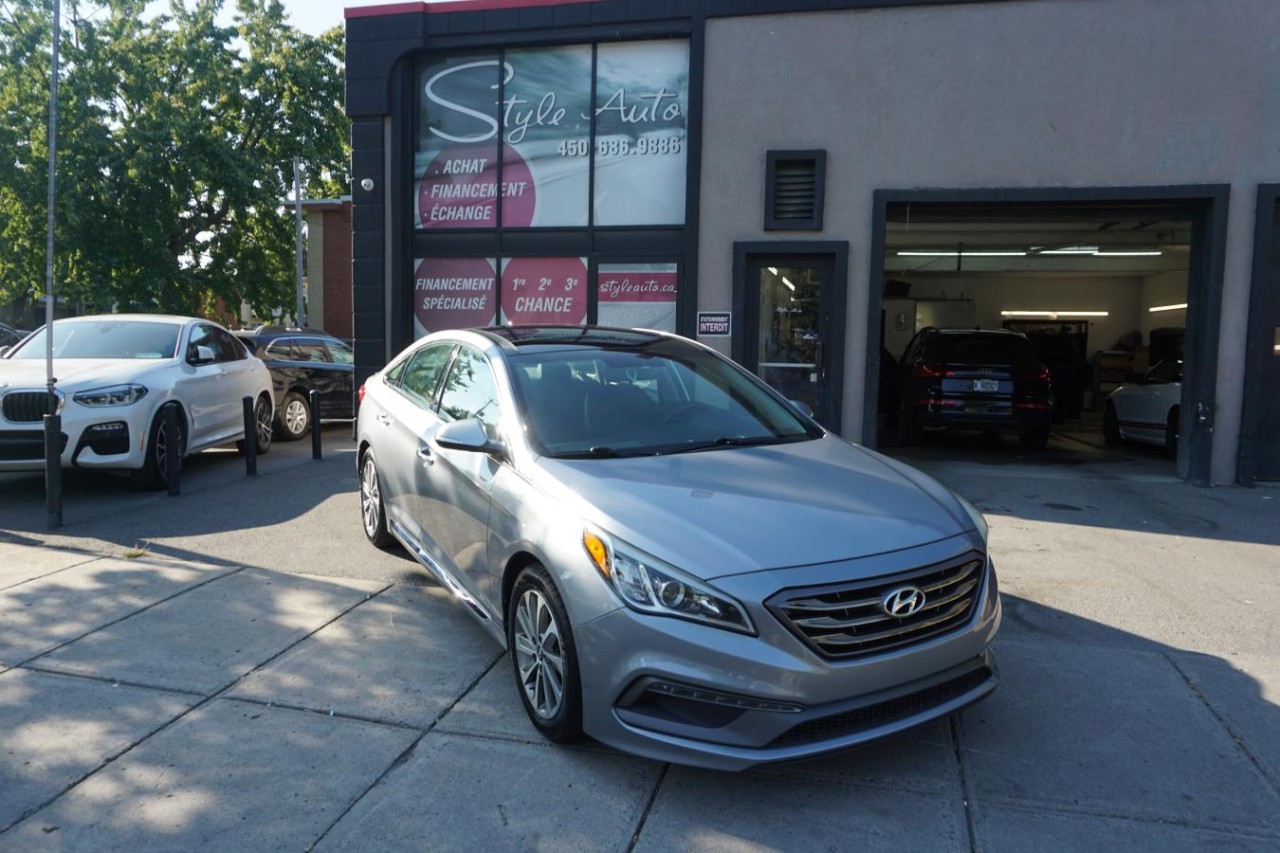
[[0, 0, 349, 318]]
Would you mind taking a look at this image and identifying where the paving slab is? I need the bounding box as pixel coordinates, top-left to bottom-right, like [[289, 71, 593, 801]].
[[1171, 651, 1280, 793], [0, 697, 417, 850], [434, 664, 564, 744], [0, 543, 102, 590], [317, 732, 662, 852], [0, 555, 235, 667], [975, 803, 1280, 852], [961, 637, 1280, 836], [34, 569, 383, 694], [0, 669, 198, 831], [635, 767, 968, 852], [228, 583, 502, 728]]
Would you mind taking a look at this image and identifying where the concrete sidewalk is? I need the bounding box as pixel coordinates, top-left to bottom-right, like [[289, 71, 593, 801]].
[[1, 441, 1279, 850]]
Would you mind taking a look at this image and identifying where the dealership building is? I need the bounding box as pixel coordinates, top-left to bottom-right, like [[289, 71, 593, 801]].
[[342, 0, 1280, 486]]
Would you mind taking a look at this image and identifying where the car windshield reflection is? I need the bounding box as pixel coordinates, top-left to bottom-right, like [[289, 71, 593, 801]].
[[507, 342, 820, 457], [10, 320, 180, 360]]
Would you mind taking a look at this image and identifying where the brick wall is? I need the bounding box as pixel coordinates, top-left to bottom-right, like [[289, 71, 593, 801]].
[[321, 203, 353, 340]]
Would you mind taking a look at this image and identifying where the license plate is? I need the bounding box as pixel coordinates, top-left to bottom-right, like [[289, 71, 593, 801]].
[[973, 379, 999, 392]]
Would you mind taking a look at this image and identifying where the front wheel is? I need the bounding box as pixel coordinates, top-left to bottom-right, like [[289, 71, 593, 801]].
[[508, 564, 583, 744], [1103, 403, 1122, 446], [236, 394, 273, 456], [131, 403, 186, 491]]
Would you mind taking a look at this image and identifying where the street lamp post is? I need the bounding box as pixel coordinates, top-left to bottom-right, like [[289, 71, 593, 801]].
[[44, 0, 63, 530]]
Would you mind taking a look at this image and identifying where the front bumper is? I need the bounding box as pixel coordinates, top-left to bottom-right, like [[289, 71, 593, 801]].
[[574, 535, 1001, 771], [0, 403, 152, 473]]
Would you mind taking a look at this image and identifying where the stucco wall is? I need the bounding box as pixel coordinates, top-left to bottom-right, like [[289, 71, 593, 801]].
[[698, 0, 1280, 483]]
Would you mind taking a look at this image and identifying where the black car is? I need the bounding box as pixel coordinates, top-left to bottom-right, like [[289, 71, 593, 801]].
[[897, 327, 1053, 449], [235, 327, 354, 440]]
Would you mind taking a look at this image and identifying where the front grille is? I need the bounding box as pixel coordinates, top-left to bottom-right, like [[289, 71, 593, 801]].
[[768, 665, 993, 748], [2, 391, 56, 423], [0, 429, 66, 461], [767, 552, 985, 660]]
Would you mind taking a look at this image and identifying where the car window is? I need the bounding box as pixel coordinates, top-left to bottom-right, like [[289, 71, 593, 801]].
[[188, 324, 223, 362], [262, 339, 295, 360], [295, 339, 333, 363], [1146, 360, 1183, 384], [209, 327, 246, 362], [400, 343, 454, 406], [328, 341, 354, 365], [438, 346, 501, 435], [13, 320, 180, 359]]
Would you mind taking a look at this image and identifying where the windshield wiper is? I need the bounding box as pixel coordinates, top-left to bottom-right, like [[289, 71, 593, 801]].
[[654, 434, 796, 456], [548, 446, 638, 459]]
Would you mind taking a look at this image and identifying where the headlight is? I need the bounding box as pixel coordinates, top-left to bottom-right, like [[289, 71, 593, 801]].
[[583, 529, 754, 634], [72, 384, 149, 407], [954, 494, 989, 542]]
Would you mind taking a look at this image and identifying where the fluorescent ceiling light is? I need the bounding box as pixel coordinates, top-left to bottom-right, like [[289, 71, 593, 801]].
[[1093, 251, 1163, 257], [1001, 310, 1110, 318], [767, 267, 778, 275], [897, 251, 1027, 257], [1039, 246, 1099, 255], [780, 276, 796, 292], [1148, 303, 1188, 313]]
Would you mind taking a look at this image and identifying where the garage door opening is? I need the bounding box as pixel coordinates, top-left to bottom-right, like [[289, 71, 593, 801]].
[[865, 194, 1223, 483]]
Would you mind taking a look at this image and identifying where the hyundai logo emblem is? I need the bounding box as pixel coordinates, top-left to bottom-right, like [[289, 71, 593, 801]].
[[881, 585, 926, 617]]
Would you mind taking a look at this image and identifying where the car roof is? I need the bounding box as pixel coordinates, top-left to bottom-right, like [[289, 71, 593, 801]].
[[922, 327, 1027, 339], [478, 325, 672, 350]]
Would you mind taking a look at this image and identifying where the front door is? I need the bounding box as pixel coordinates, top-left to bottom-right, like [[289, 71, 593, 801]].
[[738, 254, 845, 431]]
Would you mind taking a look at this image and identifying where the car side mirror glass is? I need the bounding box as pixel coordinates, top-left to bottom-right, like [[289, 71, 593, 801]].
[[436, 418, 504, 455], [190, 344, 216, 365]]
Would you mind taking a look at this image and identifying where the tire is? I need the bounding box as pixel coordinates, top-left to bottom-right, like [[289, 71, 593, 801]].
[[508, 564, 583, 744], [236, 393, 273, 456], [1165, 407, 1180, 460], [276, 391, 310, 441], [358, 449, 395, 549], [1103, 403, 1122, 446], [1019, 428, 1050, 450], [131, 403, 186, 491]]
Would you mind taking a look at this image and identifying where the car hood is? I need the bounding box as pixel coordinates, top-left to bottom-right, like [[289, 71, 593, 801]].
[[532, 435, 973, 579], [0, 358, 174, 390]]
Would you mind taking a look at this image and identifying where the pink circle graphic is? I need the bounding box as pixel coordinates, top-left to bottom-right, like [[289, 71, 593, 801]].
[[501, 257, 589, 326], [413, 257, 497, 333], [418, 144, 535, 228]]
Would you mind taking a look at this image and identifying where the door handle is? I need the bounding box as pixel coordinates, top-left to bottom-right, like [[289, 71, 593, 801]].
[[417, 445, 434, 465]]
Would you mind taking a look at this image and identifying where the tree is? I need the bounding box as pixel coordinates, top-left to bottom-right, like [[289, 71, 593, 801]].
[[0, 0, 349, 319]]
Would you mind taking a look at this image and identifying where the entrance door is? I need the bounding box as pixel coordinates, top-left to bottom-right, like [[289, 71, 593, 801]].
[[736, 249, 847, 431]]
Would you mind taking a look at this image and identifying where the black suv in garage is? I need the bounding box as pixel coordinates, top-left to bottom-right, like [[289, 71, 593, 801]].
[[235, 327, 354, 440], [896, 327, 1054, 449]]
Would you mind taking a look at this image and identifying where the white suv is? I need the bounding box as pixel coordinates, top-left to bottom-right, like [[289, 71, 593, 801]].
[[0, 314, 274, 488]]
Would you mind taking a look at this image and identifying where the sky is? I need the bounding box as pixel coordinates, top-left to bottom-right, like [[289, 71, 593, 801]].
[[264, 1, 471, 36]]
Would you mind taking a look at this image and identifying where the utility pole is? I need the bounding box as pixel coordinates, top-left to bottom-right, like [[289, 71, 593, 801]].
[[293, 157, 305, 328], [44, 0, 63, 530]]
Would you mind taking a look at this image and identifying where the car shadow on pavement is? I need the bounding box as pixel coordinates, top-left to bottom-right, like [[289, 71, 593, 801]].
[[1, 534, 1277, 853]]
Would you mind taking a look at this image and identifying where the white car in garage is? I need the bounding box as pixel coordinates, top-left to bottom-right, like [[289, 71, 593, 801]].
[[1104, 359, 1182, 459], [0, 314, 274, 488]]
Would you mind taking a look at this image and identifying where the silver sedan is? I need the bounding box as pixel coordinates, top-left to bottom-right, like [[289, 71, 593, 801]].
[[356, 326, 1000, 770]]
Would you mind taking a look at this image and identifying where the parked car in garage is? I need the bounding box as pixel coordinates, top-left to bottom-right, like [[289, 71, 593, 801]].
[[356, 325, 1000, 770], [897, 327, 1054, 449], [234, 328, 354, 440], [0, 315, 274, 488], [1104, 358, 1182, 459]]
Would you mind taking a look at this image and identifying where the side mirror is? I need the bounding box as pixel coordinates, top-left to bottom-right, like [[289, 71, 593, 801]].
[[189, 345, 216, 365], [436, 418, 505, 456]]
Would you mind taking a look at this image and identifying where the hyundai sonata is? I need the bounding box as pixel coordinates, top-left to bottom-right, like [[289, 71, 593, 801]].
[[356, 326, 1000, 770]]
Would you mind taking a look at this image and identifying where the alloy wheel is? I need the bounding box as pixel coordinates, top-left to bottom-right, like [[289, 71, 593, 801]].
[[360, 457, 381, 537], [513, 588, 566, 720], [283, 397, 308, 436], [255, 397, 273, 446]]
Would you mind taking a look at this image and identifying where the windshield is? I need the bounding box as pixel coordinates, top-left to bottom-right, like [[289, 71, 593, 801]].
[[507, 340, 821, 457], [9, 320, 181, 360]]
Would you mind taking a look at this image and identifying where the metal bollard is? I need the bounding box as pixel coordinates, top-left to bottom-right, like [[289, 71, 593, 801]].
[[241, 396, 257, 476], [164, 404, 181, 496], [44, 412, 63, 529], [309, 389, 322, 460]]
